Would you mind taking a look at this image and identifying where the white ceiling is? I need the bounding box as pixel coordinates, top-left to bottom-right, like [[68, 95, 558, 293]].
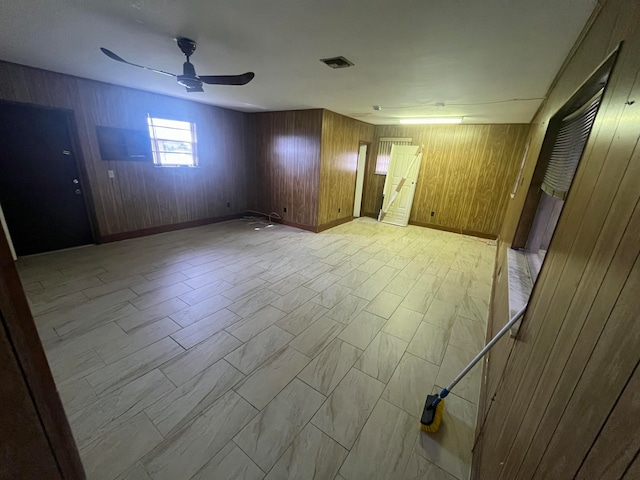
[[0, 0, 596, 124]]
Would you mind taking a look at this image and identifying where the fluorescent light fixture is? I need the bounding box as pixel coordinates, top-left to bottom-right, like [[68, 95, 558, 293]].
[[399, 117, 463, 124]]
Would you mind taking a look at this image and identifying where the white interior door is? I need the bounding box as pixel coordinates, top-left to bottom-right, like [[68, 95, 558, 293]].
[[379, 144, 422, 226], [353, 144, 367, 217]]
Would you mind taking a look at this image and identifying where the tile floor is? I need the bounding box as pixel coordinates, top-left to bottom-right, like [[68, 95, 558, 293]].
[[19, 217, 495, 480]]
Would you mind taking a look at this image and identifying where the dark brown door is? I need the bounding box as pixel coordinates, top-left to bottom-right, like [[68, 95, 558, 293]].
[[0, 103, 93, 256]]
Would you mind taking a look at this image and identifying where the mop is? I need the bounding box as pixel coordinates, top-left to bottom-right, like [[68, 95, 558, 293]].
[[420, 303, 528, 433]]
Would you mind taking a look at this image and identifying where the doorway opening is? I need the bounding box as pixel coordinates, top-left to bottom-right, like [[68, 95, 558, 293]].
[[353, 143, 368, 217], [0, 102, 95, 256]]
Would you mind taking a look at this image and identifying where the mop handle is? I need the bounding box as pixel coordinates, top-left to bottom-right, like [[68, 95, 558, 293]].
[[432, 303, 528, 406]]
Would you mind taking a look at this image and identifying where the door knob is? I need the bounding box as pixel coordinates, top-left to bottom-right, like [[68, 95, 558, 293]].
[[75, 189, 81, 195], [72, 179, 79, 184]]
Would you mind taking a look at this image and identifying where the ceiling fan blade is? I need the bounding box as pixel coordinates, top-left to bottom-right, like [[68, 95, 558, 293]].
[[198, 72, 255, 86], [186, 85, 204, 93], [100, 48, 177, 78]]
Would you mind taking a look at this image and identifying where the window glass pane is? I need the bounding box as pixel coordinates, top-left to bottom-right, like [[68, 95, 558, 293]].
[[149, 126, 194, 142], [148, 116, 197, 167], [156, 139, 193, 154], [157, 152, 195, 166], [148, 118, 192, 130]]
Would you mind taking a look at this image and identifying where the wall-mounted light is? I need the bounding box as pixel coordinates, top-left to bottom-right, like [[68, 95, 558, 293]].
[[399, 117, 463, 124]]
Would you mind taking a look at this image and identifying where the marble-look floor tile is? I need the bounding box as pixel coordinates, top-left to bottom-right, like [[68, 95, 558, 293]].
[[49, 347, 105, 385], [311, 368, 384, 449], [435, 283, 468, 306], [311, 284, 353, 309], [142, 390, 257, 480], [422, 299, 457, 331], [116, 297, 188, 332], [270, 286, 317, 313], [191, 442, 264, 480], [406, 322, 450, 365], [58, 378, 97, 417], [160, 331, 242, 386], [169, 294, 234, 327], [435, 345, 482, 403], [339, 400, 416, 480], [297, 339, 362, 396], [81, 412, 162, 480], [382, 306, 423, 342], [365, 291, 403, 319], [289, 317, 344, 358], [225, 305, 287, 342], [70, 369, 174, 449], [234, 347, 310, 409], [145, 360, 244, 436], [402, 453, 457, 480], [95, 317, 180, 365], [414, 391, 477, 480], [336, 269, 370, 289], [115, 462, 152, 480], [225, 325, 294, 374], [276, 301, 328, 335], [467, 280, 491, 301], [265, 423, 347, 480], [130, 282, 192, 310], [228, 288, 283, 318], [354, 332, 408, 383], [337, 311, 387, 350], [441, 269, 472, 289], [400, 275, 439, 314], [130, 272, 189, 296], [351, 277, 388, 301], [221, 278, 267, 301], [457, 294, 489, 324], [179, 279, 234, 306], [325, 295, 369, 324], [268, 273, 309, 295], [86, 337, 183, 396], [449, 316, 486, 354], [234, 379, 325, 472], [305, 272, 343, 292], [171, 308, 241, 349], [383, 353, 439, 417]]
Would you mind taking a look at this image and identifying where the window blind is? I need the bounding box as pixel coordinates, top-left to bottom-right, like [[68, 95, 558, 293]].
[[375, 137, 413, 174], [541, 90, 602, 200]]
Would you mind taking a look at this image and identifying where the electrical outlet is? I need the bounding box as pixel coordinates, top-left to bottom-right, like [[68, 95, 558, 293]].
[[108, 170, 115, 179], [283, 207, 287, 213], [338, 208, 341, 213], [430, 211, 435, 217]]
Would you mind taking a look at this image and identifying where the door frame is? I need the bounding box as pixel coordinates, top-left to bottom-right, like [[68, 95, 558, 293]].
[[352, 141, 369, 217], [0, 100, 99, 253]]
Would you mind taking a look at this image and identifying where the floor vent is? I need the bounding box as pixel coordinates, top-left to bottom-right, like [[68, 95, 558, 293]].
[[320, 56, 354, 69]]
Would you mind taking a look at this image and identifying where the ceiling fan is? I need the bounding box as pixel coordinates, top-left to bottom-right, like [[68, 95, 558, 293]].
[[100, 37, 255, 93]]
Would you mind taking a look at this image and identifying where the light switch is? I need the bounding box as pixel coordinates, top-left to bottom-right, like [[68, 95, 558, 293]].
[[108, 170, 115, 178]]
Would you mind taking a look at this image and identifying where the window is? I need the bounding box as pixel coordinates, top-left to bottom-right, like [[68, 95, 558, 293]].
[[147, 116, 198, 167], [375, 137, 412, 174]]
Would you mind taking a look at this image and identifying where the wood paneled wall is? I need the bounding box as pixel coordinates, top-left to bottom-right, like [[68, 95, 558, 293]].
[[363, 124, 529, 237], [318, 110, 375, 228], [0, 61, 251, 238], [475, 0, 640, 478], [250, 110, 323, 229]]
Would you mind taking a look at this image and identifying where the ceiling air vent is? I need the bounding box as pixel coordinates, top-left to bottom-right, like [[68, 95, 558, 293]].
[[320, 56, 354, 69]]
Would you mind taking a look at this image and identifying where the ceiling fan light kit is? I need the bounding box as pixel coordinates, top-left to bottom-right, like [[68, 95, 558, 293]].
[[100, 37, 255, 93]]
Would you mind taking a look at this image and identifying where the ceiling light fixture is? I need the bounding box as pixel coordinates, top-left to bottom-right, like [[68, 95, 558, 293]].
[[399, 117, 463, 124]]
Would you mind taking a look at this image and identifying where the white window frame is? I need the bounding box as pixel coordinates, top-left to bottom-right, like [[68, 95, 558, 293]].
[[147, 116, 198, 167]]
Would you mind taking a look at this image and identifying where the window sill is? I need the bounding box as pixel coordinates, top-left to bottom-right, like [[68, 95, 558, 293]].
[[507, 248, 533, 337], [153, 165, 201, 169]]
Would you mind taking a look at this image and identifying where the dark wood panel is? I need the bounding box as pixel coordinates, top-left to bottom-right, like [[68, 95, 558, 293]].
[[475, 0, 640, 478], [318, 110, 375, 227], [363, 124, 529, 237], [0, 220, 84, 478], [251, 109, 323, 228], [0, 61, 251, 239]]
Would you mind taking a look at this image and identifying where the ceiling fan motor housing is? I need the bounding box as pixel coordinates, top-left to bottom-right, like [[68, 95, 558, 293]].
[[177, 61, 201, 88]]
